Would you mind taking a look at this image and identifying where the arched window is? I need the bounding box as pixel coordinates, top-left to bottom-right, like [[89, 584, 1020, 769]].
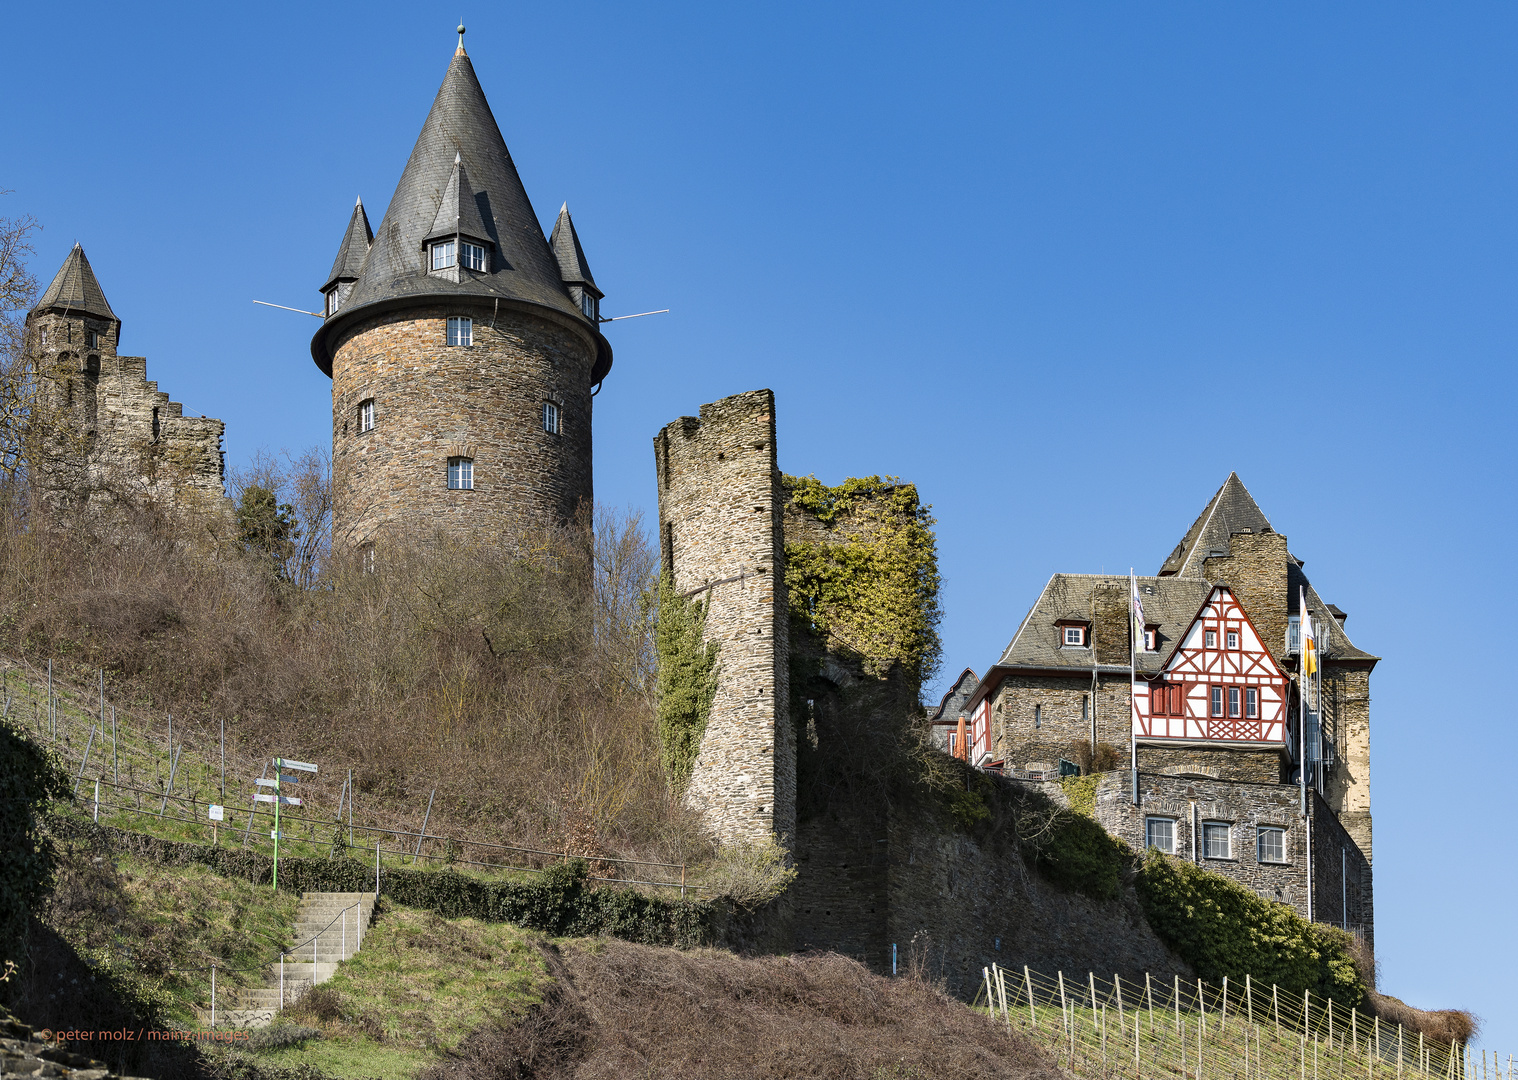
[[358, 398, 375, 434], [543, 401, 560, 435], [447, 456, 473, 490]]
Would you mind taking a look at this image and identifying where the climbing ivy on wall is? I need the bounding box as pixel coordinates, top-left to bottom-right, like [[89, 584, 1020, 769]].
[[654, 574, 720, 794], [1136, 851, 1367, 1008], [782, 475, 942, 682]]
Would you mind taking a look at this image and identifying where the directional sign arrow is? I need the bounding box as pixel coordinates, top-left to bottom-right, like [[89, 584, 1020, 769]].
[[254, 793, 302, 806], [276, 759, 318, 773], [255, 776, 302, 786]]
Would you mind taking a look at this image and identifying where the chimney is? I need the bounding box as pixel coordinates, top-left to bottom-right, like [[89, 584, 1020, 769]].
[[1202, 531, 1290, 664]]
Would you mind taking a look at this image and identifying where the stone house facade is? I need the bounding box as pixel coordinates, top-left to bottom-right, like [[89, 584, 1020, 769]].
[[311, 34, 613, 550], [963, 474, 1377, 941], [24, 245, 228, 526]]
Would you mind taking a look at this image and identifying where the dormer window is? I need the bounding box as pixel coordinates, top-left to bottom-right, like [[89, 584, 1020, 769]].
[[326, 288, 342, 316], [579, 291, 598, 321], [430, 240, 456, 271], [461, 241, 487, 271], [1143, 628, 1158, 652], [1060, 624, 1087, 648]]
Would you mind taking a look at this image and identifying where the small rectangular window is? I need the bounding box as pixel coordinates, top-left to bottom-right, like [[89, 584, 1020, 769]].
[[543, 401, 560, 434], [447, 316, 472, 347], [86, 330, 99, 348], [1205, 629, 1217, 648], [326, 289, 341, 316], [447, 456, 473, 490], [1143, 628, 1157, 651], [1145, 818, 1176, 855], [1257, 826, 1286, 863], [579, 291, 598, 321], [1063, 626, 1085, 647], [461, 242, 487, 271], [358, 399, 375, 434], [1210, 686, 1224, 717], [1228, 687, 1240, 718], [1226, 630, 1240, 650], [431, 241, 457, 270], [1246, 688, 1258, 718], [1033, 704, 1041, 730], [1203, 822, 1231, 859]]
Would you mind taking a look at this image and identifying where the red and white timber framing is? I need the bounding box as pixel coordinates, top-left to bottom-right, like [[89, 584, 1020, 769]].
[[1133, 585, 1288, 746]]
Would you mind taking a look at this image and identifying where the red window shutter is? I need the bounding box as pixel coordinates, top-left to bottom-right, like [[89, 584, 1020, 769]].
[[1170, 685, 1182, 716]]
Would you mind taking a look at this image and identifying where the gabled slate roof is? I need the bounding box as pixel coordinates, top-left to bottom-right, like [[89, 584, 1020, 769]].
[[548, 203, 600, 297], [425, 154, 493, 245], [1159, 472, 1272, 578], [323, 198, 373, 291], [311, 46, 611, 382], [32, 244, 118, 325], [993, 574, 1213, 676]]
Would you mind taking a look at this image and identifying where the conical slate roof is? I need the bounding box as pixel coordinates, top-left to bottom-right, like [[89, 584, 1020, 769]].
[[1158, 473, 1274, 578], [324, 198, 373, 290], [549, 203, 600, 297], [425, 154, 493, 244], [33, 244, 118, 325], [312, 45, 610, 381]]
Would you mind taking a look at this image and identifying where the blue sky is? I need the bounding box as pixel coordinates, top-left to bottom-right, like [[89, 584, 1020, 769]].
[[7, 1, 1516, 1048]]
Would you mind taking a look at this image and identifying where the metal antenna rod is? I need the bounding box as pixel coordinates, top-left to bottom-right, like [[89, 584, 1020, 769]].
[[253, 300, 324, 317], [598, 308, 669, 323]]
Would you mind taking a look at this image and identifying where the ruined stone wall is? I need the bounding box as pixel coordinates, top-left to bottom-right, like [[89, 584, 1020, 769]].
[[654, 390, 794, 847], [329, 302, 597, 548], [27, 311, 227, 524]]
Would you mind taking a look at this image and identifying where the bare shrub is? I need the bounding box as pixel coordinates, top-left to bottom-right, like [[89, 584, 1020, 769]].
[[695, 833, 797, 909], [1367, 990, 1478, 1047]]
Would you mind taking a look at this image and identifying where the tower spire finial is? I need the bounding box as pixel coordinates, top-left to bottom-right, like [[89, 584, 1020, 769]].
[[456, 21, 466, 55]]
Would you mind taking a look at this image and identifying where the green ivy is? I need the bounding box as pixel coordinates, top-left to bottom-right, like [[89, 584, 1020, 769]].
[[653, 573, 720, 795], [1135, 851, 1366, 1008], [0, 716, 70, 962], [782, 475, 942, 682], [1060, 774, 1100, 819]]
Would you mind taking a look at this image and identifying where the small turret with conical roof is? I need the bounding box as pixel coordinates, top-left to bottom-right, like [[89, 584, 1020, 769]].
[[314, 28, 612, 550]]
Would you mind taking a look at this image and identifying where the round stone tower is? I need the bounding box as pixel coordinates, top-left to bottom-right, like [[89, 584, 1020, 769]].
[[311, 31, 611, 550]]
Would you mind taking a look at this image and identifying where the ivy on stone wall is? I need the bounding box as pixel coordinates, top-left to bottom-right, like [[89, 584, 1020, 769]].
[[654, 574, 720, 795], [782, 475, 942, 682], [1136, 851, 1366, 1008]]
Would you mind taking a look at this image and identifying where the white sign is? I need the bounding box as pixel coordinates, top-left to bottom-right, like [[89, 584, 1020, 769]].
[[255, 776, 303, 787], [208, 804, 224, 821], [277, 758, 318, 773], [253, 793, 302, 806], [271, 829, 283, 839]]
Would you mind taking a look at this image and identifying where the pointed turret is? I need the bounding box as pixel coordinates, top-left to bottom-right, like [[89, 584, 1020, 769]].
[[33, 244, 119, 328], [322, 198, 373, 317], [549, 203, 602, 322], [312, 44, 610, 382], [1158, 473, 1273, 578]]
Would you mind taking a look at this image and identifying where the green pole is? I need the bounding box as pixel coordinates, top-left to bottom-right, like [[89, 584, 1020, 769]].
[[273, 758, 281, 890]]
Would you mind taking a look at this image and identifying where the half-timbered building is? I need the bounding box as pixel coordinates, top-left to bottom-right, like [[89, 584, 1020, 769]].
[[962, 474, 1377, 942]]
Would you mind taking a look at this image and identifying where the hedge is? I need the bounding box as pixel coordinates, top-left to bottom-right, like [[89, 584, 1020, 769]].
[[88, 823, 711, 947]]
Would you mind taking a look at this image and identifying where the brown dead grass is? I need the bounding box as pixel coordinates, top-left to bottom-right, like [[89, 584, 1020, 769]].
[[425, 941, 1064, 1080], [1366, 991, 1478, 1048]]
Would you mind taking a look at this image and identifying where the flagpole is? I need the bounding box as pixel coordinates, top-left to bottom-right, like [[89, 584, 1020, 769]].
[[1298, 589, 1307, 820], [1130, 568, 1139, 806]]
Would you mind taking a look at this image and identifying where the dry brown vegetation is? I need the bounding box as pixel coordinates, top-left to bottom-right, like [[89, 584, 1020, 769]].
[[0, 486, 711, 868], [425, 940, 1064, 1080]]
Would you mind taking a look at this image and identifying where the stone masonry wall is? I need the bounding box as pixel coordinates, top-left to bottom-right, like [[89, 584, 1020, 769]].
[[654, 390, 794, 847], [1136, 744, 1284, 784], [1322, 664, 1372, 863], [991, 672, 1133, 772], [28, 311, 227, 524], [1311, 791, 1374, 948], [329, 302, 597, 548], [1201, 531, 1290, 666]]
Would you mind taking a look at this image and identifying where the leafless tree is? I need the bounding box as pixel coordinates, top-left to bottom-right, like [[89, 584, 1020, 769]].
[[0, 194, 41, 487], [228, 445, 332, 587]]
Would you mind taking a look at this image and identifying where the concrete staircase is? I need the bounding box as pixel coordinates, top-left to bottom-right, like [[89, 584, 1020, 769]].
[[201, 892, 375, 1029]]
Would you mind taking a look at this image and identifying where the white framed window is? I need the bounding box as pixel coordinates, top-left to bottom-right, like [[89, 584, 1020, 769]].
[[1145, 817, 1176, 855], [1205, 629, 1217, 648], [358, 398, 375, 433], [431, 240, 456, 270], [1203, 821, 1232, 859], [1143, 628, 1157, 651], [86, 330, 99, 348], [1228, 687, 1241, 718], [1246, 688, 1259, 718], [579, 291, 598, 321], [1226, 630, 1240, 650], [1210, 685, 1224, 717], [543, 401, 561, 434], [461, 241, 487, 271], [326, 289, 341, 316], [447, 456, 473, 490], [1257, 826, 1286, 863], [1063, 625, 1086, 647], [447, 316, 472, 347]]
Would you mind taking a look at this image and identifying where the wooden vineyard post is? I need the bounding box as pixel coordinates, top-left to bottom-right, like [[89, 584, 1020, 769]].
[[1222, 975, 1229, 1032], [1247, 974, 1254, 1025], [984, 968, 995, 1016], [1115, 974, 1126, 1038], [1025, 966, 1037, 1028], [1058, 970, 1070, 1057], [1198, 979, 1207, 1036], [1146, 972, 1155, 1033], [1275, 984, 1282, 1036], [1175, 975, 1182, 1035]]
